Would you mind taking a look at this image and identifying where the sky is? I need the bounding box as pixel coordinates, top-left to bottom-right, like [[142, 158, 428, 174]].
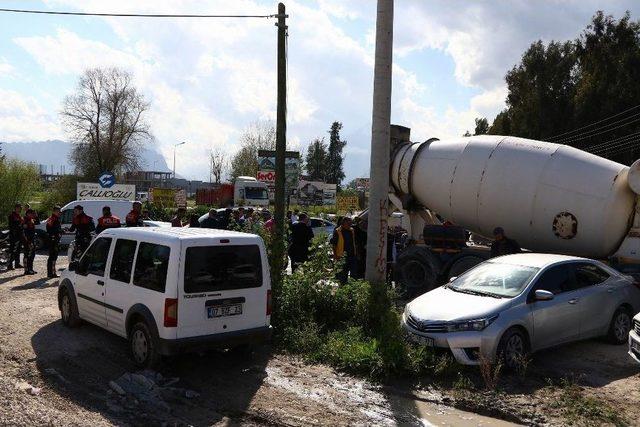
[[0, 0, 637, 182]]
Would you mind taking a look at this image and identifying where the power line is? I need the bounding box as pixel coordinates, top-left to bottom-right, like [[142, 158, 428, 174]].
[[550, 114, 640, 146], [0, 8, 277, 19], [590, 136, 640, 156], [588, 131, 640, 154], [545, 103, 640, 142]]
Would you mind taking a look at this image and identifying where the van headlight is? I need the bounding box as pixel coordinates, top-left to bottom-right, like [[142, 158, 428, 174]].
[[446, 314, 499, 332]]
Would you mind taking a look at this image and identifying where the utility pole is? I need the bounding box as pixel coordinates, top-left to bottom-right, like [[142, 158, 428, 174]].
[[273, 2, 288, 285], [365, 0, 394, 284]]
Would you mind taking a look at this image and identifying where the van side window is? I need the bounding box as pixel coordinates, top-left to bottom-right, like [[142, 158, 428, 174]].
[[133, 243, 170, 293], [110, 239, 138, 284], [60, 209, 73, 224], [78, 237, 112, 277], [184, 245, 262, 293]]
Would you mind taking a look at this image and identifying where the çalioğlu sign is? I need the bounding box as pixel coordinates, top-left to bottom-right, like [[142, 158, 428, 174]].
[[77, 182, 136, 201]]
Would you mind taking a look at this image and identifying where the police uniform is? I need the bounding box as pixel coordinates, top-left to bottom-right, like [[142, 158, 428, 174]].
[[69, 211, 95, 261], [125, 209, 143, 227], [22, 209, 37, 274], [96, 214, 121, 234], [7, 210, 24, 270], [46, 213, 62, 278]]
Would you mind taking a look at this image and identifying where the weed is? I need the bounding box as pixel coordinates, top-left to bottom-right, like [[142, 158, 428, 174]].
[[551, 378, 626, 426], [478, 355, 502, 391]]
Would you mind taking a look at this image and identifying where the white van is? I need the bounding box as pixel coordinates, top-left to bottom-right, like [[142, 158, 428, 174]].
[[36, 200, 133, 248], [57, 227, 272, 367]]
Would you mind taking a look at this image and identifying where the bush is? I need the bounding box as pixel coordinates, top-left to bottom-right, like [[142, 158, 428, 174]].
[[272, 237, 435, 379], [40, 175, 82, 213], [0, 158, 41, 226]]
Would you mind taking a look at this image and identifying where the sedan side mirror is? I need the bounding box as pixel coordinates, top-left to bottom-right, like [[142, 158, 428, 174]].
[[68, 261, 78, 272], [448, 276, 457, 283], [535, 289, 554, 301]]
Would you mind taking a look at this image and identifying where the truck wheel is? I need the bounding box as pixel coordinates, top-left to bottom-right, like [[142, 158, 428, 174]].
[[447, 255, 485, 280], [394, 246, 441, 298]]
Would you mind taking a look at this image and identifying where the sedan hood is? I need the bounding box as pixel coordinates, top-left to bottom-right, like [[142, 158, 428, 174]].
[[407, 286, 513, 322]]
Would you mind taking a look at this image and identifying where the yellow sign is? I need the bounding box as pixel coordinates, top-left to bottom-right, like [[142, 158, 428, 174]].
[[336, 195, 359, 212], [150, 188, 177, 207]]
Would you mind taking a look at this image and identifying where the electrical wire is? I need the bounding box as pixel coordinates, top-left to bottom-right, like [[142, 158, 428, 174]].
[[549, 114, 640, 146], [588, 131, 640, 154], [545, 103, 640, 142], [590, 137, 640, 156], [0, 8, 276, 18]]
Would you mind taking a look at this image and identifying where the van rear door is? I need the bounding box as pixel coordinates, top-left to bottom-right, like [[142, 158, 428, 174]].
[[178, 241, 268, 338]]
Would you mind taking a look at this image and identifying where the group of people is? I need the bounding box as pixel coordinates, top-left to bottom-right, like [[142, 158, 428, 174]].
[[7, 203, 40, 275]]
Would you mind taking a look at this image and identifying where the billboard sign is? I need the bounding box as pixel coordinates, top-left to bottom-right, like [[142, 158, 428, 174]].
[[336, 195, 360, 213], [297, 180, 337, 206], [257, 150, 300, 200], [77, 182, 135, 201]]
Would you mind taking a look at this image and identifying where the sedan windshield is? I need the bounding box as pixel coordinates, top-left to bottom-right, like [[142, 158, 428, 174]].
[[448, 262, 539, 298]]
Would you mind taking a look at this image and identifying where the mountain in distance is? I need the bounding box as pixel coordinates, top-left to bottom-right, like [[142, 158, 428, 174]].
[[0, 140, 172, 174]]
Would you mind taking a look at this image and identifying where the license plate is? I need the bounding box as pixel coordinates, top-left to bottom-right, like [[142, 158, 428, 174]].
[[207, 304, 242, 318], [410, 334, 434, 347]]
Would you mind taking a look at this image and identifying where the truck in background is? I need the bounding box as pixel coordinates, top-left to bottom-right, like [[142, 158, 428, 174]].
[[196, 177, 269, 207]]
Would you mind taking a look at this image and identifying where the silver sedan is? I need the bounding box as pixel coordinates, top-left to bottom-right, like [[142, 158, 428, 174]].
[[402, 253, 640, 368]]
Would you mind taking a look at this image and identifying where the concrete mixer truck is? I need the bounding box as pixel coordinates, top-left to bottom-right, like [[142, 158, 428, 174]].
[[385, 125, 640, 295]]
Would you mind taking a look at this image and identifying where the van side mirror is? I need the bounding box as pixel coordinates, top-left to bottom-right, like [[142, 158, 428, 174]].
[[535, 289, 554, 301], [68, 261, 78, 272]]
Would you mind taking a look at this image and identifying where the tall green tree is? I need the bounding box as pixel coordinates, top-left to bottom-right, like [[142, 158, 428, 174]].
[[305, 138, 327, 181], [229, 120, 276, 180], [474, 117, 489, 135], [326, 121, 346, 187], [488, 11, 640, 164]]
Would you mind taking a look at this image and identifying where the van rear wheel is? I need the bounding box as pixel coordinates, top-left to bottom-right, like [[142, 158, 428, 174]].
[[60, 289, 81, 327], [129, 321, 161, 369], [607, 307, 632, 345]]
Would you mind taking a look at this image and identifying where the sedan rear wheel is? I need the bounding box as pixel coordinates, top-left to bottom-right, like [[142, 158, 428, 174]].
[[607, 307, 632, 345]]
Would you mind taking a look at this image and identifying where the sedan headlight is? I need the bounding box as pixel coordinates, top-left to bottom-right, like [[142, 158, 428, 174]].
[[446, 314, 499, 332]]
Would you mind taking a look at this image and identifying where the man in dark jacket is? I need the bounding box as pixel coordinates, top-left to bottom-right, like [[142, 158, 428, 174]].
[[22, 208, 37, 275], [69, 205, 95, 261], [96, 206, 122, 234], [200, 208, 219, 229], [288, 213, 314, 271], [490, 227, 521, 258], [46, 206, 62, 278], [125, 201, 144, 227], [171, 207, 186, 227], [7, 203, 24, 270]]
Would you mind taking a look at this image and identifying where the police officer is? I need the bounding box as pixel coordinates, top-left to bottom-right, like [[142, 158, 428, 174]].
[[22, 208, 37, 275], [69, 205, 95, 261], [46, 206, 62, 278], [7, 203, 24, 270], [125, 201, 144, 227], [96, 206, 121, 234]]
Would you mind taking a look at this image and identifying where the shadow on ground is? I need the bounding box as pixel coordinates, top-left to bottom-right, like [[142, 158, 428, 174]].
[[31, 319, 270, 425]]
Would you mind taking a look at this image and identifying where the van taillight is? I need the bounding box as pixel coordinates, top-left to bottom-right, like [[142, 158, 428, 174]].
[[266, 290, 272, 316], [164, 298, 178, 327]]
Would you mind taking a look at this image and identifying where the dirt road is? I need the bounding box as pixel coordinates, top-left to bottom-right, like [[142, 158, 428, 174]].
[[0, 255, 519, 426]]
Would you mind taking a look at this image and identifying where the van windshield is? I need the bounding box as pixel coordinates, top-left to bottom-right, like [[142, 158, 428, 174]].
[[245, 187, 269, 200], [184, 245, 263, 293]]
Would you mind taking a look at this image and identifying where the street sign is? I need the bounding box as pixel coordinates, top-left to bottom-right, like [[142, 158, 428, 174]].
[[336, 195, 360, 213], [98, 171, 116, 188], [257, 150, 300, 201], [175, 189, 187, 208], [77, 182, 136, 201]]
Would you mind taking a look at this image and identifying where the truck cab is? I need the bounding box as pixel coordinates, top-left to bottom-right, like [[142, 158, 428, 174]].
[[234, 177, 269, 207]]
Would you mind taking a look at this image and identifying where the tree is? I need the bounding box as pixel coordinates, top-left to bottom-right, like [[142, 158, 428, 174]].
[[462, 130, 472, 137], [474, 117, 489, 135], [62, 68, 152, 179], [305, 138, 327, 181], [326, 121, 346, 187], [209, 146, 228, 183], [230, 120, 276, 180], [487, 12, 640, 164], [0, 158, 40, 223]]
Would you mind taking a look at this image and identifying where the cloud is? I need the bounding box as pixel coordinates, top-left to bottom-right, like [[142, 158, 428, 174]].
[[0, 88, 63, 141], [0, 57, 14, 76]]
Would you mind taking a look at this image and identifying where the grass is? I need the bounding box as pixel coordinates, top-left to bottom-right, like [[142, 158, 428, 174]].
[[549, 379, 627, 426]]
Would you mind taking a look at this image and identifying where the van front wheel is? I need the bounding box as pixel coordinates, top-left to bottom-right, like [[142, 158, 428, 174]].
[[129, 321, 161, 369]]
